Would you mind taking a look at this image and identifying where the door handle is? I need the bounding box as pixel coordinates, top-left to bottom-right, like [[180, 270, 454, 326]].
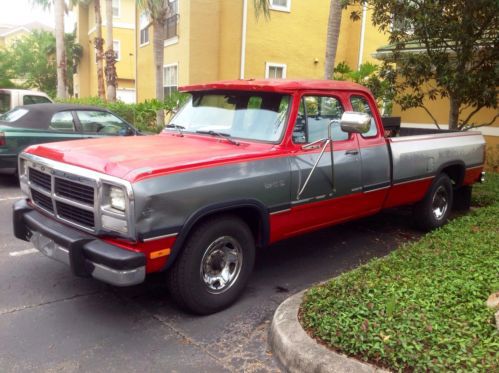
[[345, 149, 359, 156]]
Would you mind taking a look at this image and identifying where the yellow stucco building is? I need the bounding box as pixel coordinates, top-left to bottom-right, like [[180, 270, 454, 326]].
[[0, 22, 53, 49], [74, 0, 136, 102], [135, 0, 387, 101], [74, 0, 388, 102]]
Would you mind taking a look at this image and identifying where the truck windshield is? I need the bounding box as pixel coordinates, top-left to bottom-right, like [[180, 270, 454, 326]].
[[165, 92, 291, 143]]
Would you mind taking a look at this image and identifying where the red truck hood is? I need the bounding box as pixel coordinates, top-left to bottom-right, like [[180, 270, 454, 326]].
[[25, 133, 282, 182]]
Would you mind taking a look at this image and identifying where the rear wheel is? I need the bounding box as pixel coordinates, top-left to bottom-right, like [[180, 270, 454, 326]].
[[413, 174, 453, 231], [167, 215, 255, 315]]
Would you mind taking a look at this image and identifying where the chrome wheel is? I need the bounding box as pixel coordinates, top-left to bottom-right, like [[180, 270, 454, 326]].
[[200, 236, 243, 294], [432, 185, 448, 220]]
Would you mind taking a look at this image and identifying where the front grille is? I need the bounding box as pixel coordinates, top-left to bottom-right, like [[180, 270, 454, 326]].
[[28, 166, 96, 232], [29, 168, 51, 191], [55, 178, 94, 205], [56, 201, 95, 229], [31, 189, 54, 213]]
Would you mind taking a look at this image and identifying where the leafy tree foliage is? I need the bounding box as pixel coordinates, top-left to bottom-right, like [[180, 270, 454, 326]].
[[2, 30, 82, 97], [351, 0, 498, 130], [334, 61, 396, 115]]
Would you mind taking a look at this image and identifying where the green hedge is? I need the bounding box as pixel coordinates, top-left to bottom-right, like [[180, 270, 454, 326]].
[[301, 175, 499, 372], [58, 92, 189, 134]]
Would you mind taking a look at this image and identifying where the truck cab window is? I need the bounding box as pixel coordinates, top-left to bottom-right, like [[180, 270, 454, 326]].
[[23, 95, 52, 105], [350, 96, 377, 138], [292, 96, 347, 144]]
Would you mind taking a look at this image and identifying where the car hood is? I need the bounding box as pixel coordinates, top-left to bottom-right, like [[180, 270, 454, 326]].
[[24, 133, 282, 182]]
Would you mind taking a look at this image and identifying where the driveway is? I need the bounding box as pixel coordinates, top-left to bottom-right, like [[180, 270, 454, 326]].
[[0, 174, 421, 372]]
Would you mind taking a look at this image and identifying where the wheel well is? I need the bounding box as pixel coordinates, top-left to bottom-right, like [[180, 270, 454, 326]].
[[188, 207, 265, 248], [441, 164, 465, 188]]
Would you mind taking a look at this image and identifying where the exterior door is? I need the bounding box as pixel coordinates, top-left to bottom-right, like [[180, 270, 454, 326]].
[[288, 94, 363, 233]]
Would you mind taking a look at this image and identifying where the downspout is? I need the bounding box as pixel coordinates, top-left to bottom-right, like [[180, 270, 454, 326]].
[[357, 4, 367, 69], [134, 5, 139, 103], [240, 0, 248, 79]]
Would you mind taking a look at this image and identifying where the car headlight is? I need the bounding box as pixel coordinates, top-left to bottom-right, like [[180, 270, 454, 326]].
[[109, 186, 126, 212]]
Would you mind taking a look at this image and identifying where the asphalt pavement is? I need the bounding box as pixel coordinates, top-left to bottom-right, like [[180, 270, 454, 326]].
[[0, 174, 421, 372]]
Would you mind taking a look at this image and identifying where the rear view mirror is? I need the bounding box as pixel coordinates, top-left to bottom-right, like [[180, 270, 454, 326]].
[[340, 112, 371, 134]]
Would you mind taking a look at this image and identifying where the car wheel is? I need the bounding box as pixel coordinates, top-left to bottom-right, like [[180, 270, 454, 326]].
[[167, 214, 255, 315], [414, 173, 453, 231]]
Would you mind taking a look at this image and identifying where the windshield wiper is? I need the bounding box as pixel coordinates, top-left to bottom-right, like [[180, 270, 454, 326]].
[[165, 123, 185, 136], [195, 130, 240, 146]]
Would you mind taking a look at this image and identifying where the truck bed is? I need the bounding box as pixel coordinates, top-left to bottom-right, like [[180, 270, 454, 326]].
[[387, 128, 485, 184]]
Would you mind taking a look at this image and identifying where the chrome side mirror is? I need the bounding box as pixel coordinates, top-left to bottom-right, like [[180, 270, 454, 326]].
[[340, 112, 371, 134]]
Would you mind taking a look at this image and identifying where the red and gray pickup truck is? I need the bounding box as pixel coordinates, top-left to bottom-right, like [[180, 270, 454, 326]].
[[13, 80, 485, 314]]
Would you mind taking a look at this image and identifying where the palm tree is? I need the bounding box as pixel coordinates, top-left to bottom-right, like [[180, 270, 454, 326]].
[[324, 0, 343, 80], [31, 0, 67, 98], [136, 0, 171, 126], [105, 0, 117, 102], [93, 0, 106, 99]]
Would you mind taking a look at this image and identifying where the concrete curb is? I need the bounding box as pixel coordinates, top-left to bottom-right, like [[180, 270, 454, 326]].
[[270, 290, 389, 373]]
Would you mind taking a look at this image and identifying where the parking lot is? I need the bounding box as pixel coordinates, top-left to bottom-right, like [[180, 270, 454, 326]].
[[0, 174, 422, 372]]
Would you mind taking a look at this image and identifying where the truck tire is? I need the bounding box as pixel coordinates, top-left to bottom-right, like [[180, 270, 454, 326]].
[[413, 173, 453, 231], [453, 185, 472, 211], [167, 215, 255, 315]]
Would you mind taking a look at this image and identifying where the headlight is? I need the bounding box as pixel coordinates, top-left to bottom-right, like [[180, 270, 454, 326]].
[[110, 186, 126, 211], [19, 158, 28, 177]]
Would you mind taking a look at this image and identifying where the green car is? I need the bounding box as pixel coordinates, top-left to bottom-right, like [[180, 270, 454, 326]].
[[0, 103, 140, 175]]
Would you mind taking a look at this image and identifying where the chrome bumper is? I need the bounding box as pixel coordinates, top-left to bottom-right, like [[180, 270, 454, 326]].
[[13, 199, 146, 287], [31, 231, 145, 286]]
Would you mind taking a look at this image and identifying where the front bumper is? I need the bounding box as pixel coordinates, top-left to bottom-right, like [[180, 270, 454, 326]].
[[13, 199, 146, 286]]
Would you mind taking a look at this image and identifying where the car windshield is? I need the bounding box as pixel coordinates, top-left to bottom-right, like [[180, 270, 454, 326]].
[[165, 92, 291, 143], [0, 107, 29, 122]]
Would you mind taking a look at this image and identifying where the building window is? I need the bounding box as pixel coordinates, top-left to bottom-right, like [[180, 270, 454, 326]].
[[265, 62, 287, 79], [164, 64, 178, 97], [165, 14, 179, 40], [165, 0, 179, 40], [112, 0, 120, 17], [113, 40, 120, 60], [269, 0, 291, 12], [139, 12, 149, 46]]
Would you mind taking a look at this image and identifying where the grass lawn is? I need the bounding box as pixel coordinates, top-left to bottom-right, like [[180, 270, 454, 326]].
[[300, 174, 499, 372]]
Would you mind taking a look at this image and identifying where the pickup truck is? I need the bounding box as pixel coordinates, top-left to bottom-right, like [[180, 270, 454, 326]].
[[0, 89, 52, 114], [13, 80, 486, 314]]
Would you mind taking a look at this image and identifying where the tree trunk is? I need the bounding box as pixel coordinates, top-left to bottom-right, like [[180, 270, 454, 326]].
[[448, 95, 460, 130], [94, 0, 106, 100], [324, 0, 343, 80], [105, 0, 117, 102], [54, 0, 66, 99], [153, 20, 166, 127]]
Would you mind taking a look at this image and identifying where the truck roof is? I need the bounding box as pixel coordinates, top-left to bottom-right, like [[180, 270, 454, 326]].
[[180, 79, 372, 94]]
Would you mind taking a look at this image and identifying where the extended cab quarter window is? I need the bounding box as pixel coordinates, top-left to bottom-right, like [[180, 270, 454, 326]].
[[50, 112, 75, 132], [292, 95, 347, 144], [76, 111, 131, 135], [350, 95, 378, 138]]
